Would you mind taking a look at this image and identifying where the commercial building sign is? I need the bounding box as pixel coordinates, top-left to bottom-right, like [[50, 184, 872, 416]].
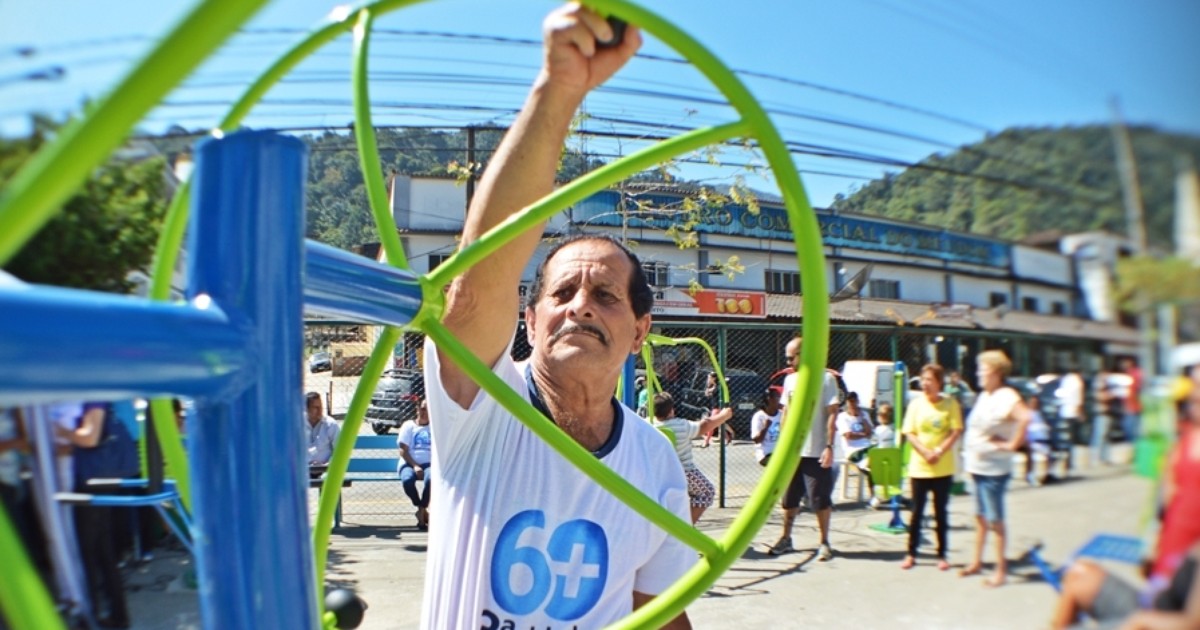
[[573, 190, 1011, 268], [652, 288, 766, 319]]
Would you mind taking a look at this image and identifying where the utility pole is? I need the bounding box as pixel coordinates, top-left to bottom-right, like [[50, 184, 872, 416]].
[[1109, 98, 1156, 375], [465, 126, 476, 205]]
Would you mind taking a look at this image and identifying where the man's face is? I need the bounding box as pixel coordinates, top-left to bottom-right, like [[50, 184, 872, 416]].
[[526, 240, 650, 376], [306, 397, 323, 424], [784, 339, 801, 370]]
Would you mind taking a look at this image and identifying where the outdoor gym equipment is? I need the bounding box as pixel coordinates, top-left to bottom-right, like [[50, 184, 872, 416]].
[[0, 1, 830, 628]]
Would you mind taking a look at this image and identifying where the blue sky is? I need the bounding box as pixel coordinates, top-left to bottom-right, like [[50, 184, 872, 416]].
[[2, 0, 1197, 207]]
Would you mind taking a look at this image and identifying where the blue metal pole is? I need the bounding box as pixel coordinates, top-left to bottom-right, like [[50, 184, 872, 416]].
[[622, 354, 637, 409], [0, 286, 250, 405], [304, 240, 423, 325], [187, 130, 317, 629]]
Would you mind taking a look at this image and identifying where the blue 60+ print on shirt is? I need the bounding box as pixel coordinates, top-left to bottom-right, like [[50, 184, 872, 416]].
[[766, 420, 781, 442], [490, 509, 609, 621]]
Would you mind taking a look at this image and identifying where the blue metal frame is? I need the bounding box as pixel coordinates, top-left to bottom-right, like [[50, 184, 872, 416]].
[[0, 130, 430, 628]]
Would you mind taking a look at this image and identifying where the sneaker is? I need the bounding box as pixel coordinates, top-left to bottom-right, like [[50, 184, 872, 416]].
[[868, 497, 881, 510], [767, 537, 793, 556], [817, 543, 834, 561]]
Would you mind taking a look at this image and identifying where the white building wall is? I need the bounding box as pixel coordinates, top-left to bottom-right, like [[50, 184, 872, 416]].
[[1014, 284, 1072, 314], [1013, 245, 1072, 284], [868, 265, 945, 302], [406, 178, 466, 231], [951, 276, 1012, 308], [403, 235, 459, 274]]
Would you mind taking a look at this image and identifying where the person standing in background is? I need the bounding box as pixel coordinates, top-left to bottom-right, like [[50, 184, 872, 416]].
[[700, 372, 729, 448], [1121, 357, 1144, 443], [59, 402, 138, 629], [900, 365, 962, 571], [961, 351, 1032, 587], [1089, 371, 1116, 467], [1055, 368, 1085, 474], [770, 336, 841, 560]]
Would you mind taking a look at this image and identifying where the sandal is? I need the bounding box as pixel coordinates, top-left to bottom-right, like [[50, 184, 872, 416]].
[[959, 564, 982, 577], [900, 556, 915, 570]]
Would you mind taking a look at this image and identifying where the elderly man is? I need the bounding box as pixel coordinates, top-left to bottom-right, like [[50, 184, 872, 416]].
[[422, 5, 694, 629]]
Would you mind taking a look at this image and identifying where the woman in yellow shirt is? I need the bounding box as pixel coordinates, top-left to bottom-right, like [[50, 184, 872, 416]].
[[900, 364, 963, 571]]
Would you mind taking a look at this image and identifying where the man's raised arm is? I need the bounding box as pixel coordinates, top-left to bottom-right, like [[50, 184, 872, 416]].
[[438, 5, 640, 407]]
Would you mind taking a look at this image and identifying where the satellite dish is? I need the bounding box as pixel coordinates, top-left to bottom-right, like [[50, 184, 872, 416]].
[[830, 263, 873, 303]]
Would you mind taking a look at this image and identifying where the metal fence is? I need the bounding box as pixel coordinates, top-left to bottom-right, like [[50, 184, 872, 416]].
[[304, 320, 1100, 522]]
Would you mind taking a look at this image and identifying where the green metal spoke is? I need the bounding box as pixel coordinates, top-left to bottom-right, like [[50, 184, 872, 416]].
[[426, 120, 750, 291]]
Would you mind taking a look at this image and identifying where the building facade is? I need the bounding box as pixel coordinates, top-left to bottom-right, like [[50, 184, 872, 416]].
[[381, 176, 1138, 380]]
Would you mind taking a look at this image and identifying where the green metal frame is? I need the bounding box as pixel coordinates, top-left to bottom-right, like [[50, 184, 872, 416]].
[[0, 0, 829, 627], [639, 333, 730, 420]]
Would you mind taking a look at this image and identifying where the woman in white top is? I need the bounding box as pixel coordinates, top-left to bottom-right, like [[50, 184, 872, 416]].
[[836, 391, 874, 462], [651, 392, 733, 524], [960, 350, 1032, 587], [837, 391, 878, 506]]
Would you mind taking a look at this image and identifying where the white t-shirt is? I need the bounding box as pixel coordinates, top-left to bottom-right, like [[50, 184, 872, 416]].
[[1056, 373, 1084, 420], [963, 387, 1023, 476], [874, 424, 896, 448], [782, 370, 842, 458], [422, 339, 695, 629], [651, 416, 702, 471], [835, 409, 873, 457], [397, 420, 432, 466], [750, 409, 782, 464]]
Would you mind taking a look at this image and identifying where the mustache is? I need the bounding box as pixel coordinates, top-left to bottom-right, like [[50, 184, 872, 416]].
[[549, 323, 608, 347]]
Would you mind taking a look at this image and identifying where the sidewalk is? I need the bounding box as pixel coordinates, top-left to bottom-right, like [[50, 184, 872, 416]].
[[126, 463, 1153, 629]]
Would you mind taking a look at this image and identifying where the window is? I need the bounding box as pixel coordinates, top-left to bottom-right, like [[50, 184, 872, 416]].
[[990, 292, 1008, 307], [642, 262, 670, 287], [868, 279, 900, 300], [766, 270, 801, 294], [429, 254, 452, 271], [1052, 301, 1067, 316], [1022, 296, 1039, 312]]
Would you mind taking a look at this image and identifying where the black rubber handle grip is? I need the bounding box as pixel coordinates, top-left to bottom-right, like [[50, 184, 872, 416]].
[[596, 16, 627, 49]]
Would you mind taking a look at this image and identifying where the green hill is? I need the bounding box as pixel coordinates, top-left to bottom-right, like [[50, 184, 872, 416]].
[[829, 125, 1200, 248]]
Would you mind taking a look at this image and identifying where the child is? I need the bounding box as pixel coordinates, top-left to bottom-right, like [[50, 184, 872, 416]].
[[751, 389, 783, 466], [874, 402, 897, 448], [652, 392, 733, 524]]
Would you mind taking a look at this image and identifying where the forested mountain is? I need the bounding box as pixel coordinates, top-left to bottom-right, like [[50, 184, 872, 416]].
[[149, 124, 1200, 252], [829, 126, 1200, 248], [300, 126, 602, 250]]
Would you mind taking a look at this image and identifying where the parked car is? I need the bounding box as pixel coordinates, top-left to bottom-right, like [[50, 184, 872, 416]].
[[842, 360, 902, 412], [364, 369, 425, 435], [308, 351, 332, 373]]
